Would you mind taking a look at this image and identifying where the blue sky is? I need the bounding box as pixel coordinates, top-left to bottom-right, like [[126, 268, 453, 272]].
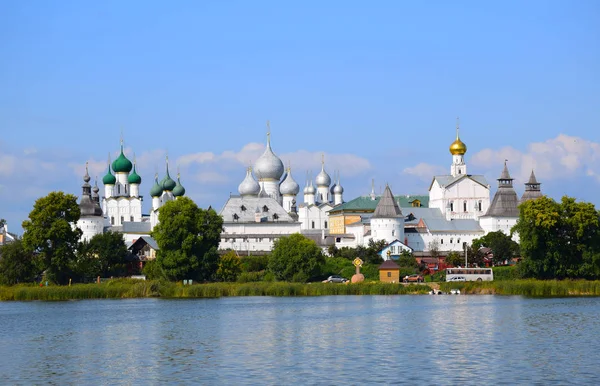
[[1, 0, 599, 234]]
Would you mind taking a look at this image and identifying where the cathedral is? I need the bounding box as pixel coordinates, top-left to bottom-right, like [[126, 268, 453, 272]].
[[218, 120, 543, 256], [218, 124, 344, 254], [76, 140, 186, 243]]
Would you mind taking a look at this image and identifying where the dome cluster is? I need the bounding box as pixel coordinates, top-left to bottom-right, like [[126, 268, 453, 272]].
[[100, 140, 186, 199], [235, 127, 344, 209]]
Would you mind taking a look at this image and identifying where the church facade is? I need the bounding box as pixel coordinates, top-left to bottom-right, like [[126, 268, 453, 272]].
[[76, 139, 187, 244]]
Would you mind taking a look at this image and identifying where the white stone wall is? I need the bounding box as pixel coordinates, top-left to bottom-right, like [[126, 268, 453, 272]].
[[297, 204, 331, 231], [429, 178, 490, 220], [219, 221, 301, 252], [77, 217, 104, 242], [371, 217, 404, 244]]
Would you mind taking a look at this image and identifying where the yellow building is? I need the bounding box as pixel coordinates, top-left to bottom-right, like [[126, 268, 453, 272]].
[[379, 260, 400, 283], [328, 194, 428, 235]]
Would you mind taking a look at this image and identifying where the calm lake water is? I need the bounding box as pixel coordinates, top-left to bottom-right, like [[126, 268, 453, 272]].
[[0, 295, 599, 385]]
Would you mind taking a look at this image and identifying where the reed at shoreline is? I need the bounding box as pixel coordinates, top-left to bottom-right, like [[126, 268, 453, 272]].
[[2, 279, 600, 300]]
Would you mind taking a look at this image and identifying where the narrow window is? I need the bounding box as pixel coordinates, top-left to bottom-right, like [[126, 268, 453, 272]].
[[130, 216, 134, 222], [387, 272, 392, 278], [117, 185, 121, 194], [463, 201, 467, 212], [311, 221, 315, 229], [450, 202, 454, 212], [324, 221, 328, 229], [121, 216, 124, 224], [478, 201, 482, 211], [111, 217, 115, 225]]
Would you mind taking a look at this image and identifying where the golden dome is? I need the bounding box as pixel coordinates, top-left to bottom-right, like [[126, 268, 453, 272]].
[[450, 118, 467, 155], [449, 137, 467, 155]]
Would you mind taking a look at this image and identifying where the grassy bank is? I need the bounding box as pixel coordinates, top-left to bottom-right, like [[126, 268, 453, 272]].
[[440, 279, 600, 296], [3, 279, 600, 300], [0, 279, 432, 300]]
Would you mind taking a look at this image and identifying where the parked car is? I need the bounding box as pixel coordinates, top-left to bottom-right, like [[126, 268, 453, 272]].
[[403, 274, 424, 283], [323, 275, 348, 283], [447, 276, 466, 282]]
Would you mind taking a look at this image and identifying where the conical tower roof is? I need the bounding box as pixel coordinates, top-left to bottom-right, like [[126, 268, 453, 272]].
[[372, 185, 403, 218], [484, 161, 519, 217], [521, 169, 543, 202]]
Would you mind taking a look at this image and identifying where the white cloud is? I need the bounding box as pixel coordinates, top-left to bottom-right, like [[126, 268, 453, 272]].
[[470, 134, 600, 184], [0, 154, 17, 176], [402, 163, 446, 181]]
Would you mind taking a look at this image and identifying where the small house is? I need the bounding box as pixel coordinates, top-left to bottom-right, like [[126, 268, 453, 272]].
[[378, 260, 400, 283]]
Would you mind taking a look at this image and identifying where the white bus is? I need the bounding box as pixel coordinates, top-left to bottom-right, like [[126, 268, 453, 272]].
[[446, 268, 494, 282]]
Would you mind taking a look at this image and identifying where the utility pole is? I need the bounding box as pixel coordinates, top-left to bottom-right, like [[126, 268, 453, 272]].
[[464, 242, 468, 268]]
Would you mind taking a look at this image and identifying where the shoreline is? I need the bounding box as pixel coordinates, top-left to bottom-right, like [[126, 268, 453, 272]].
[[2, 279, 600, 300]]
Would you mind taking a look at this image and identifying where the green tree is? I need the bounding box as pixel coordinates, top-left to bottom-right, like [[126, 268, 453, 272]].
[[0, 239, 40, 285], [152, 197, 223, 282], [472, 231, 519, 265], [397, 250, 418, 268], [216, 250, 242, 282], [513, 196, 600, 279], [268, 233, 325, 282], [445, 251, 464, 267], [76, 231, 128, 280], [22, 192, 82, 284]]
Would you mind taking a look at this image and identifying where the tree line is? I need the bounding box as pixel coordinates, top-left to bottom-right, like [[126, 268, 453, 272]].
[[2, 191, 600, 285]]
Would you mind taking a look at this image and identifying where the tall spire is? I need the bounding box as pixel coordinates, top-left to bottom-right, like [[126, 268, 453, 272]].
[[456, 116, 460, 139]]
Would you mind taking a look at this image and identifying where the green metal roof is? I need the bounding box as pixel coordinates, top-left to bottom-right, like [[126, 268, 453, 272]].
[[329, 194, 429, 214]]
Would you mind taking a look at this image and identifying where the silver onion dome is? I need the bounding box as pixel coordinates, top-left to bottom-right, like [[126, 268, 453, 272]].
[[280, 168, 300, 195], [315, 156, 331, 187], [306, 180, 316, 195], [254, 132, 284, 181], [334, 183, 344, 194], [238, 168, 260, 196]]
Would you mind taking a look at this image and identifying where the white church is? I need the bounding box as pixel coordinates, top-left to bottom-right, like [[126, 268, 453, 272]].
[[76, 140, 186, 243], [218, 121, 542, 256], [218, 123, 344, 254]]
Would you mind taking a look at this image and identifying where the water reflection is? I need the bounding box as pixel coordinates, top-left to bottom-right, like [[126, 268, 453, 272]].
[[1, 296, 599, 384]]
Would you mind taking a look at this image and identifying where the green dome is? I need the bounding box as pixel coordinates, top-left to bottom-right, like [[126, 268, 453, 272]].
[[102, 164, 116, 185], [161, 165, 176, 191], [112, 144, 133, 173], [128, 163, 142, 184], [150, 175, 163, 197], [173, 175, 186, 197]]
